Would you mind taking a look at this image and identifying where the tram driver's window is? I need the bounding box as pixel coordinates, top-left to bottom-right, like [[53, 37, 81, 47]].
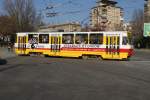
[[122, 37, 128, 45], [39, 34, 49, 43], [75, 34, 88, 44], [62, 34, 74, 44], [90, 34, 103, 44]]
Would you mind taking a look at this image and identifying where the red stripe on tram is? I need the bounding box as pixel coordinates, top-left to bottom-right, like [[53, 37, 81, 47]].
[[16, 47, 133, 54]]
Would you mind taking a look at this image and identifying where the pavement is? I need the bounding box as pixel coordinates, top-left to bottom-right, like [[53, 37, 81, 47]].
[[0, 49, 150, 100]]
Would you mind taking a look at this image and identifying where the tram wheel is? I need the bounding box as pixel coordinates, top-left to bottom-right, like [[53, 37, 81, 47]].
[[98, 56, 103, 60], [82, 55, 88, 60], [44, 55, 49, 57], [122, 58, 130, 61]]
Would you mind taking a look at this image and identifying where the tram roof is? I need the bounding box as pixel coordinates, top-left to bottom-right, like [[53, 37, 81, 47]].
[[16, 31, 128, 36]]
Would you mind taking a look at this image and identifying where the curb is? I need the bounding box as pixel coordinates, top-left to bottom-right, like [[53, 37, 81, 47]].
[[135, 49, 150, 53]]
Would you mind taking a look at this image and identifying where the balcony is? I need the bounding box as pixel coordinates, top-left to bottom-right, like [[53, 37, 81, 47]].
[[101, 14, 107, 18], [120, 17, 124, 21], [101, 23, 107, 27], [101, 18, 108, 23]]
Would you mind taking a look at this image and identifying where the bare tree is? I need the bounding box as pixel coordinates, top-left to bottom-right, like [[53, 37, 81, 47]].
[[131, 9, 145, 48], [3, 0, 40, 32], [0, 15, 16, 35], [131, 9, 144, 38]]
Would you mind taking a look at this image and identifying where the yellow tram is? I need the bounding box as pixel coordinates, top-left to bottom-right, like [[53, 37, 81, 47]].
[[14, 32, 134, 60]]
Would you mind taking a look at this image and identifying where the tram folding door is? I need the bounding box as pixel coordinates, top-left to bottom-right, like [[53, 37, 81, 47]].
[[50, 34, 61, 55], [106, 35, 120, 59], [18, 36, 26, 54]]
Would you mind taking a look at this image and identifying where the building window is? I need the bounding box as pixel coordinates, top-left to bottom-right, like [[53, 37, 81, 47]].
[[39, 34, 49, 44], [75, 34, 88, 44], [89, 34, 103, 44], [94, 9, 97, 14], [62, 34, 74, 44], [102, 9, 107, 15]]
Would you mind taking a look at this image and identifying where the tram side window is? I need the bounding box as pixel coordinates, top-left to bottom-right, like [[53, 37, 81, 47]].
[[75, 34, 88, 44], [122, 37, 128, 45], [89, 34, 103, 44], [39, 34, 49, 43], [28, 34, 38, 44], [62, 34, 74, 44]]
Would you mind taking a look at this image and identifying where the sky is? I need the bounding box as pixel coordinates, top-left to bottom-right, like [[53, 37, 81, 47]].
[[0, 0, 144, 25]]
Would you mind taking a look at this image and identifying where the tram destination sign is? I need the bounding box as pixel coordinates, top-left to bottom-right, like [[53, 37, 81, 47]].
[[144, 23, 150, 37]]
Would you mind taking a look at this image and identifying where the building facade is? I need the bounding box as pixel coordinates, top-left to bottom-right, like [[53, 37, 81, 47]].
[[39, 22, 81, 32], [145, 0, 150, 22], [90, 0, 123, 31]]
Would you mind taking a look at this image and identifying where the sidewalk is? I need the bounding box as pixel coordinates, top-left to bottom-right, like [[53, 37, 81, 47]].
[[0, 47, 16, 59], [135, 49, 150, 53]]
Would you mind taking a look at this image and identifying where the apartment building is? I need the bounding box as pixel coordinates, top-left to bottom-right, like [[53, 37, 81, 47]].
[[145, 0, 150, 22], [90, 0, 123, 31]]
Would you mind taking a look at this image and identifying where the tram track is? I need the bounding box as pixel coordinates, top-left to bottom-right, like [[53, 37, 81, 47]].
[[1, 55, 150, 84], [94, 67, 150, 85], [0, 61, 56, 72], [0, 64, 21, 72]]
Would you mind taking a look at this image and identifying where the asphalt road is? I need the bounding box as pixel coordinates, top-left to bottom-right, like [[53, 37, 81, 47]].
[[0, 50, 150, 100]]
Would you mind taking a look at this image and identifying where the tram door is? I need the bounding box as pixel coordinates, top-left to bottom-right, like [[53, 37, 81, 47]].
[[18, 36, 26, 54], [106, 35, 120, 59], [50, 34, 61, 55]]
